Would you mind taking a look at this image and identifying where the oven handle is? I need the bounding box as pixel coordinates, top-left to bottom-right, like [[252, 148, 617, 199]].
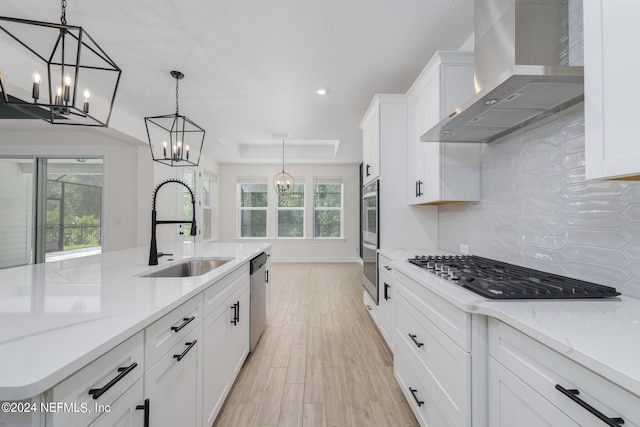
[[363, 242, 378, 251]]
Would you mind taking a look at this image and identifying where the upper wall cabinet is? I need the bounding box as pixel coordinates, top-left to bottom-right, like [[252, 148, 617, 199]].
[[360, 95, 406, 186], [407, 51, 482, 205], [584, 1, 640, 180], [361, 99, 381, 185]]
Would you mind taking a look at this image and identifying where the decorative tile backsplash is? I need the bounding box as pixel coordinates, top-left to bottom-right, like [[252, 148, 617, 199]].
[[439, 105, 640, 298]]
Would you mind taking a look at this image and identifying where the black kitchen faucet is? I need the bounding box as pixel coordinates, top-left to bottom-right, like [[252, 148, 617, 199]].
[[149, 179, 197, 265]]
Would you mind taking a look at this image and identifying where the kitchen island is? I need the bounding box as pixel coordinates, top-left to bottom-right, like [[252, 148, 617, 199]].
[[0, 241, 269, 426]]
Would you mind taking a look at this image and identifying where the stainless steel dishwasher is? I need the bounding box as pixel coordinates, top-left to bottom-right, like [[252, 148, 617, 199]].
[[250, 252, 267, 351]]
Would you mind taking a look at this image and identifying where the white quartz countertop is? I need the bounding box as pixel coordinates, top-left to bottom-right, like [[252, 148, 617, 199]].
[[379, 248, 640, 398], [0, 242, 270, 401]]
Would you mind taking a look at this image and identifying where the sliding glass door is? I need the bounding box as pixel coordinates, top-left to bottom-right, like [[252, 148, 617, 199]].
[[0, 157, 103, 269]]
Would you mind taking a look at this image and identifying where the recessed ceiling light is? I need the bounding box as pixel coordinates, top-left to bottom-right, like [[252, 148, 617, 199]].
[[316, 87, 328, 95]]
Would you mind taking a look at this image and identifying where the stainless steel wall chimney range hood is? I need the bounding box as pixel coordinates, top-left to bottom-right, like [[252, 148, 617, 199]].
[[421, 0, 583, 144]]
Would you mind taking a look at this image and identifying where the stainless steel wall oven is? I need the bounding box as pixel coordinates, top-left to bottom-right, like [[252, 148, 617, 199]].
[[362, 180, 379, 304]]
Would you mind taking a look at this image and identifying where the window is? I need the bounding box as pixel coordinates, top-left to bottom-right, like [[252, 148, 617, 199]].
[[0, 157, 103, 268], [238, 181, 268, 238], [202, 172, 218, 241], [313, 180, 343, 238], [277, 182, 305, 238]]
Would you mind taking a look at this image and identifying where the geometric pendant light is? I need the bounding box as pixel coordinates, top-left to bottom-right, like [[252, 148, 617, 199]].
[[144, 70, 206, 167], [0, 1, 121, 127]]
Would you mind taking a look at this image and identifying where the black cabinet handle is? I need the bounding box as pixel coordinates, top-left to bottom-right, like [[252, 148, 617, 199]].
[[417, 180, 423, 197], [266, 270, 269, 283], [88, 362, 137, 400], [409, 387, 424, 407], [383, 265, 392, 271], [235, 301, 240, 323], [171, 316, 195, 332], [555, 385, 624, 426], [408, 333, 424, 348], [384, 283, 390, 301], [136, 399, 150, 427], [174, 340, 197, 362], [230, 303, 238, 325], [366, 164, 371, 176]]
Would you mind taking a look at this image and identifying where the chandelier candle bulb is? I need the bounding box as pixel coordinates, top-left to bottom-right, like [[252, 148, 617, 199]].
[[54, 87, 62, 106], [186, 145, 190, 161], [82, 89, 90, 114], [63, 75, 72, 103], [31, 71, 41, 101], [163, 142, 167, 158]]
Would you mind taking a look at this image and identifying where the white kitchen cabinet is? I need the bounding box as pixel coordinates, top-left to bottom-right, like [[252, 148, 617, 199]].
[[584, 1, 640, 180], [361, 101, 381, 185], [202, 266, 250, 427], [145, 323, 203, 427], [394, 269, 487, 427], [88, 380, 145, 427], [363, 289, 379, 328], [489, 319, 640, 427], [407, 51, 481, 205], [377, 254, 394, 353], [265, 249, 272, 313], [46, 332, 144, 427]]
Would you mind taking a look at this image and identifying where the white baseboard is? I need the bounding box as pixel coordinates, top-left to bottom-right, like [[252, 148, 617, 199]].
[[272, 257, 362, 263]]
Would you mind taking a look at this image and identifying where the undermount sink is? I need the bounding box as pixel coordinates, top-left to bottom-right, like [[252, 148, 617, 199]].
[[141, 258, 233, 278]]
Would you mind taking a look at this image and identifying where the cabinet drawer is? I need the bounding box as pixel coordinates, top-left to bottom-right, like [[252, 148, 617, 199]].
[[88, 378, 144, 427], [145, 294, 203, 369], [396, 270, 471, 351], [48, 331, 144, 427], [203, 265, 249, 317], [394, 346, 451, 427], [395, 292, 470, 427], [489, 319, 640, 426]]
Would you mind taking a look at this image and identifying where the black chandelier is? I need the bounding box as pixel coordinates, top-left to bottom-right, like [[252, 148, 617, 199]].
[[145, 71, 206, 167], [0, 0, 121, 126]]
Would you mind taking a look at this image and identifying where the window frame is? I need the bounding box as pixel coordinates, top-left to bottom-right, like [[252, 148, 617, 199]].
[[237, 180, 269, 239], [276, 181, 306, 239], [313, 180, 344, 239]]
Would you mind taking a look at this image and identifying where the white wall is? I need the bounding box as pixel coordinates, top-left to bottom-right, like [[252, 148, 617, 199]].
[[219, 163, 360, 261], [0, 126, 142, 252]]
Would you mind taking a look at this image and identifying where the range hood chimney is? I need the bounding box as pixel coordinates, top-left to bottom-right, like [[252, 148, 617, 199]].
[[421, 0, 583, 144]]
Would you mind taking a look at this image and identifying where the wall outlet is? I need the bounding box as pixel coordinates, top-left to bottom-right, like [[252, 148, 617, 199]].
[[460, 244, 470, 254]]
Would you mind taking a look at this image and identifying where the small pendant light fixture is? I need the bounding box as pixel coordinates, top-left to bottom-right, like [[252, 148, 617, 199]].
[[145, 70, 206, 167], [0, 0, 121, 126], [273, 139, 294, 195]]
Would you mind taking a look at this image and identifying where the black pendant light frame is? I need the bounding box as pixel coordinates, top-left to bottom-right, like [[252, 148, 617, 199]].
[[0, 1, 121, 127], [145, 71, 206, 167]]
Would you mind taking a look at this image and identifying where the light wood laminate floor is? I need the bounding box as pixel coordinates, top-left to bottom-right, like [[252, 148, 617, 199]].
[[213, 262, 418, 427]]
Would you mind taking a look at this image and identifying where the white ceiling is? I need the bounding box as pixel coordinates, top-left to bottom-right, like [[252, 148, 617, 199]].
[[0, 0, 474, 164]]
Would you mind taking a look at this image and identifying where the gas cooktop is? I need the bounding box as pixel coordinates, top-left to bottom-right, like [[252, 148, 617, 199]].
[[408, 255, 620, 300]]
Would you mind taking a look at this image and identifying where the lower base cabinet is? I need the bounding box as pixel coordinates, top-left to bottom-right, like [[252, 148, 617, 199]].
[[145, 323, 203, 427], [88, 379, 144, 427], [489, 319, 640, 427], [202, 276, 250, 426]]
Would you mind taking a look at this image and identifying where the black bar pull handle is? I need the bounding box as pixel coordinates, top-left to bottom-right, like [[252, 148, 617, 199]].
[[417, 180, 423, 197], [266, 270, 269, 283], [235, 301, 240, 323], [366, 164, 371, 176], [383, 265, 392, 271], [230, 303, 238, 325], [136, 399, 150, 427], [409, 387, 424, 407], [555, 385, 625, 426], [415, 181, 419, 197], [384, 283, 390, 301], [171, 316, 195, 332], [88, 362, 138, 400], [408, 333, 424, 348], [174, 340, 197, 362]]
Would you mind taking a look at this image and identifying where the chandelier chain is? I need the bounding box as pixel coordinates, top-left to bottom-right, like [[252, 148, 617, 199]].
[[175, 76, 180, 115], [61, 0, 67, 25]]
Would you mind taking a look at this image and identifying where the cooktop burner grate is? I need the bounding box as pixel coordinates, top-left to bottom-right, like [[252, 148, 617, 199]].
[[408, 255, 620, 300]]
